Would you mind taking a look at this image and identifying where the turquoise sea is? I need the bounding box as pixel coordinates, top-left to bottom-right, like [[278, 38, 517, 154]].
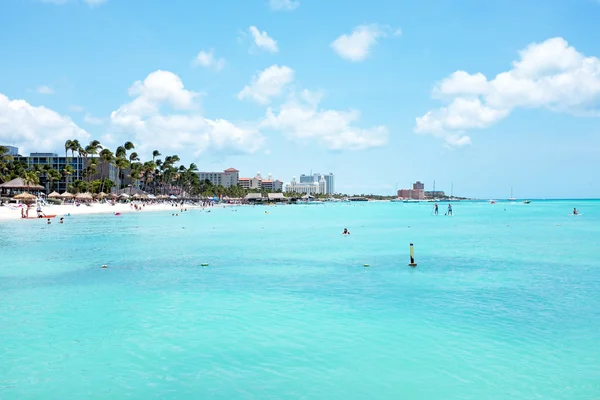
[[1, 200, 599, 399]]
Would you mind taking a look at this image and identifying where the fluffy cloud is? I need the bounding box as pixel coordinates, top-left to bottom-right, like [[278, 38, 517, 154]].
[[36, 85, 54, 95], [0, 93, 89, 154], [40, 0, 107, 6], [193, 50, 225, 71], [331, 24, 399, 62], [84, 113, 104, 125], [269, 0, 299, 11], [110, 70, 264, 157], [82, 0, 107, 6], [238, 65, 295, 104], [248, 26, 278, 53], [263, 90, 388, 150], [417, 37, 600, 146]]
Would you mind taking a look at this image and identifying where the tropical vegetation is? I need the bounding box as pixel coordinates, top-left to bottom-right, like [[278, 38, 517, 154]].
[[1, 142, 264, 198]]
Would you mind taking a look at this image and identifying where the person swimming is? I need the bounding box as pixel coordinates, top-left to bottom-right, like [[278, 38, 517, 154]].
[[342, 228, 350, 235], [573, 208, 578, 215], [59, 217, 64, 224], [47, 218, 51, 224]]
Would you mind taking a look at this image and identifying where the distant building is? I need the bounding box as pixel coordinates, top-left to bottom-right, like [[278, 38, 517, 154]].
[[237, 172, 283, 192], [300, 172, 335, 194], [197, 168, 239, 188], [13, 151, 87, 193], [425, 191, 445, 198], [286, 175, 327, 195], [1, 145, 19, 156], [397, 189, 424, 200], [413, 181, 424, 190]]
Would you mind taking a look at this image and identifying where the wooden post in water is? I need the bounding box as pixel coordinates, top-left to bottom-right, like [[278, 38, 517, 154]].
[[409, 243, 417, 267]]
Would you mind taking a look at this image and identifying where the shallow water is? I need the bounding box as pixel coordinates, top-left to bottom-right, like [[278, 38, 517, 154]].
[[1, 200, 599, 399]]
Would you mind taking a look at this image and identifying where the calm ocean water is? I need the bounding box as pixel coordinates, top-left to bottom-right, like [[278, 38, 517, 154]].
[[1, 200, 599, 399]]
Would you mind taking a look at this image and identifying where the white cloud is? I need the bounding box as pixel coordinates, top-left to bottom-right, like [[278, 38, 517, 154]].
[[417, 37, 600, 146], [82, 0, 107, 6], [0, 93, 90, 154], [269, 0, 299, 11], [331, 24, 398, 62], [262, 89, 388, 150], [36, 85, 54, 95], [193, 49, 225, 71], [238, 65, 295, 104], [248, 26, 278, 53], [110, 70, 264, 157], [40, 0, 107, 6], [69, 105, 84, 112], [84, 113, 104, 125]]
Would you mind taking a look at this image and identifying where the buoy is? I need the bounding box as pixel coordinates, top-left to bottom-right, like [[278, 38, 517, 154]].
[[364, 264, 370, 267], [409, 243, 417, 267], [201, 263, 209, 266]]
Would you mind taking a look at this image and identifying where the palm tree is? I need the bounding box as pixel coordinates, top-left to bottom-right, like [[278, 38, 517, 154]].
[[64, 140, 73, 160], [47, 169, 62, 192], [152, 150, 161, 162], [23, 170, 40, 193], [98, 149, 114, 193], [62, 165, 74, 192]]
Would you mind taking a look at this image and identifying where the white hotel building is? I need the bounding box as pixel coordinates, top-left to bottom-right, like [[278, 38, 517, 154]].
[[285, 175, 327, 195]]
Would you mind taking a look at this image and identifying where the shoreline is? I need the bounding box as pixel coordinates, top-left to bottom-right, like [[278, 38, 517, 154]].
[[0, 202, 221, 221]]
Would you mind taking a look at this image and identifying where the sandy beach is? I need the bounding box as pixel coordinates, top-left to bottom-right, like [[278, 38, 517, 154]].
[[0, 202, 206, 221]]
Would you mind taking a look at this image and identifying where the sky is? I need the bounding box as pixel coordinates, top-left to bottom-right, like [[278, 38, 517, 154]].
[[1, 0, 600, 198]]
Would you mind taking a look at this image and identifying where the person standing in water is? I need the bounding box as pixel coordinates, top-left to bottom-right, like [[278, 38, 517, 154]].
[[573, 208, 578, 215], [447, 204, 452, 216], [434, 203, 439, 215]]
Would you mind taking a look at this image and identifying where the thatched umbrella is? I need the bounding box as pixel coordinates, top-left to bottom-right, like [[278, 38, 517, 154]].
[[132, 193, 140, 199], [94, 192, 108, 199], [14, 192, 37, 201], [75, 192, 93, 201], [48, 191, 61, 198], [107, 193, 117, 199], [59, 191, 74, 199]]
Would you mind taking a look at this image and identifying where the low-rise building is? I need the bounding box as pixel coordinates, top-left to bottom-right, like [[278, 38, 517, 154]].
[[197, 168, 239, 188], [285, 175, 327, 195]]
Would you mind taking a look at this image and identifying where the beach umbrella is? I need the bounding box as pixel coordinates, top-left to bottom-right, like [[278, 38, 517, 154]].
[[95, 192, 108, 199], [59, 192, 74, 198], [14, 192, 37, 200], [169, 195, 177, 199], [75, 192, 93, 200], [147, 194, 156, 199], [119, 193, 130, 198], [106, 193, 117, 199], [48, 191, 61, 198]]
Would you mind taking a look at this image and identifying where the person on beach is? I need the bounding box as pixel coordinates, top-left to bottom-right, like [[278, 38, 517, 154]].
[[447, 204, 452, 216], [21, 207, 25, 218], [342, 228, 350, 235], [434, 203, 439, 215]]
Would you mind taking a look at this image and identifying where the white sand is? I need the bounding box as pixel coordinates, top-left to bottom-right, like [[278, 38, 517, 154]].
[[0, 202, 202, 221]]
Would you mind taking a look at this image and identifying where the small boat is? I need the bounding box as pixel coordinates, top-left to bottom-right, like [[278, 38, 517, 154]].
[[390, 198, 403, 202], [23, 215, 57, 220], [523, 200, 531, 204], [489, 200, 496, 204], [507, 186, 516, 201]]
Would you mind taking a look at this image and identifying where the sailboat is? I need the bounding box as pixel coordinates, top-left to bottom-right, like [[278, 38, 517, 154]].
[[507, 186, 516, 202]]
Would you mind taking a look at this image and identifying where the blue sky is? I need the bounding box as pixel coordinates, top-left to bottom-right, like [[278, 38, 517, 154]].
[[1, 0, 600, 198]]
